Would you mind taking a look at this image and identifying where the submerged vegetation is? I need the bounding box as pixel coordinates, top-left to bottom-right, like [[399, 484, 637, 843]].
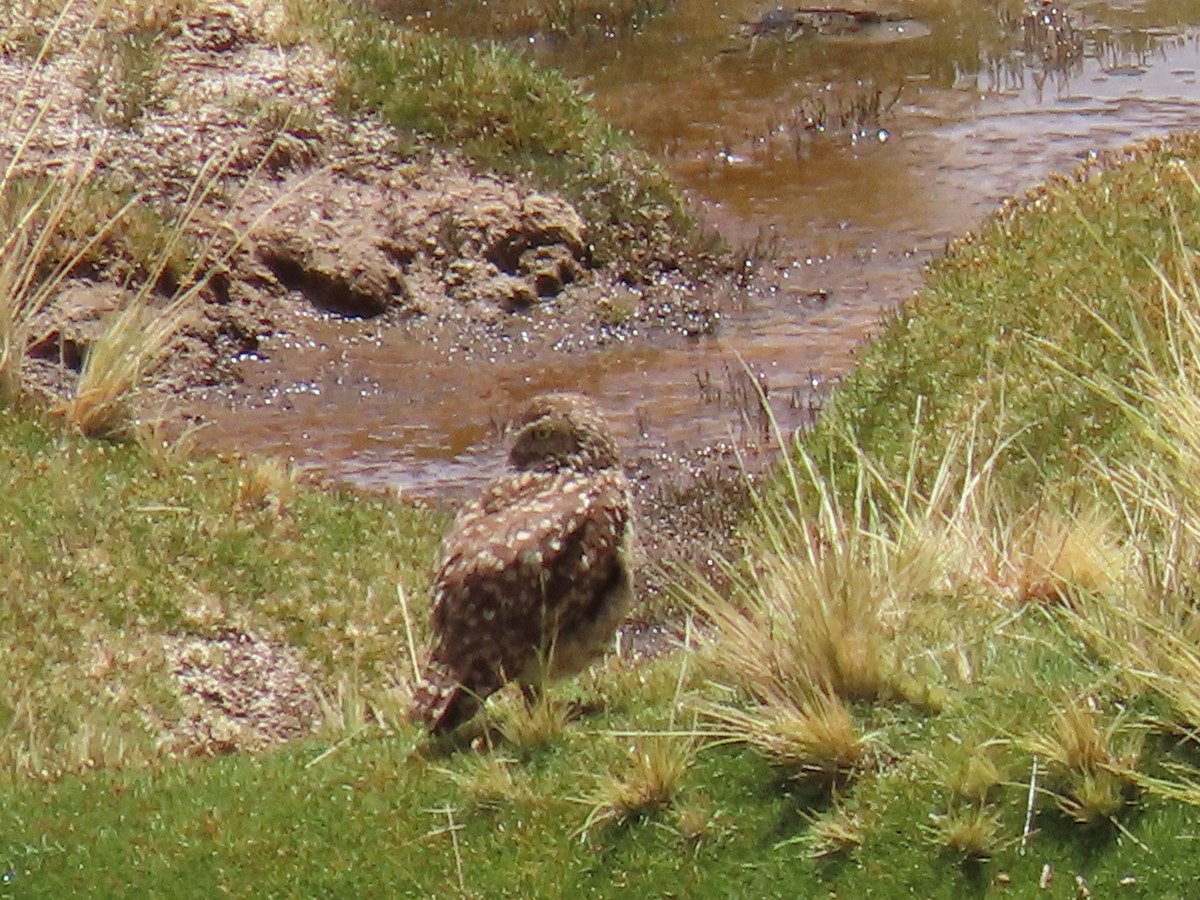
[[380, 0, 676, 46]]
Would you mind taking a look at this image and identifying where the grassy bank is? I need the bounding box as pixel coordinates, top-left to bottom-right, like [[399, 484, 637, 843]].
[[10, 135, 1200, 894], [3, 419, 1200, 896], [807, 132, 1200, 492], [0, 406, 444, 777]]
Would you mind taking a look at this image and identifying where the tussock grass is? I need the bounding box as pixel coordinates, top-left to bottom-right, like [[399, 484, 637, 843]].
[[705, 691, 873, 785], [943, 746, 1004, 806], [0, 175, 194, 291], [1001, 505, 1131, 605], [795, 802, 867, 860], [234, 456, 301, 515], [57, 295, 192, 437], [1025, 699, 1142, 782], [688, 434, 942, 710], [578, 736, 694, 835], [673, 800, 728, 847], [931, 806, 1004, 860], [440, 754, 537, 812], [687, 391, 1040, 710], [11, 14, 1200, 894], [1023, 698, 1143, 826], [1, 7, 216, 431], [1035, 192, 1200, 813], [5, 16, 338, 436], [0, 153, 135, 406], [5, 0, 703, 439], [493, 690, 577, 752], [52, 132, 317, 436], [315, 672, 416, 738], [682, 391, 1137, 801]]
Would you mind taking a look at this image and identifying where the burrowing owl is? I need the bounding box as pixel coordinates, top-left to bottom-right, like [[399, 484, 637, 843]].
[[410, 393, 634, 733]]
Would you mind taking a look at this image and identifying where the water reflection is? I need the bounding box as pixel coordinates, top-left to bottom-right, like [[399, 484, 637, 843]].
[[198, 2, 1200, 496]]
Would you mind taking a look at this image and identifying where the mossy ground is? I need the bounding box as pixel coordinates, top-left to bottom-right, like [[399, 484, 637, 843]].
[[5, 611, 1200, 898], [0, 405, 445, 775], [808, 132, 1200, 493]]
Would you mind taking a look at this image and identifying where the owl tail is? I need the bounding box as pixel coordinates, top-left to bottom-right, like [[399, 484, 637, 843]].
[[409, 667, 482, 734]]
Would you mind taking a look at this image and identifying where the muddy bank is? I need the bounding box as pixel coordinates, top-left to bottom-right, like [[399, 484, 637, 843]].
[[3, 0, 719, 410]]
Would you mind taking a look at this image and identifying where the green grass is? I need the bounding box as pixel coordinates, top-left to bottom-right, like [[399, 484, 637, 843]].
[[8, 387, 1200, 895], [0, 407, 444, 777], [808, 132, 1200, 494], [5, 611, 1200, 897], [11, 4, 1200, 890]]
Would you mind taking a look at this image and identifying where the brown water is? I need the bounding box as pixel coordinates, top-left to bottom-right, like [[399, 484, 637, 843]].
[[195, 0, 1200, 498]]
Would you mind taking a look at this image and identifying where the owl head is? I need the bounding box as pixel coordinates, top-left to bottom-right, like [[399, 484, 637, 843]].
[[507, 393, 622, 474]]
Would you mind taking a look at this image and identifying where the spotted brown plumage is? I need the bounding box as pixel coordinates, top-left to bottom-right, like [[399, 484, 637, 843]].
[[410, 393, 634, 733]]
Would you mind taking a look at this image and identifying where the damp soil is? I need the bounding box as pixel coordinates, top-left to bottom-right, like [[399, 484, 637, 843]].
[[6, 0, 717, 418]]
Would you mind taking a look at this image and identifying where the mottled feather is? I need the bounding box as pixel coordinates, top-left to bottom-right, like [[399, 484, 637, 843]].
[[410, 393, 634, 733]]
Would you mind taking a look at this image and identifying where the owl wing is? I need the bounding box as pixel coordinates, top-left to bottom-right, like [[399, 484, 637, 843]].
[[428, 469, 631, 687]]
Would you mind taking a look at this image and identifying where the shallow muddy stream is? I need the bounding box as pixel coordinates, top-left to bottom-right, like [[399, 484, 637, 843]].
[[196, 0, 1200, 499]]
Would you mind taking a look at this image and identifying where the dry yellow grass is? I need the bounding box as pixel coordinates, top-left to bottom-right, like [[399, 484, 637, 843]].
[[705, 690, 873, 785], [439, 754, 537, 812], [944, 746, 1004, 806], [56, 296, 191, 437], [1023, 697, 1142, 825], [1039, 200, 1200, 810], [993, 505, 1131, 605], [493, 689, 576, 752], [577, 735, 694, 835], [235, 456, 301, 515], [2, 0, 330, 433], [794, 802, 868, 860], [0, 153, 133, 406], [931, 806, 1003, 859]]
